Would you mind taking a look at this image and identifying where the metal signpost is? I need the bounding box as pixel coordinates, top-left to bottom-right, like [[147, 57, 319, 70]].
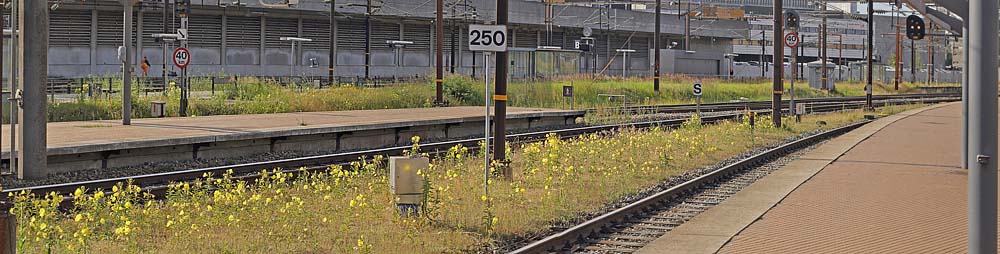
[[469, 23, 508, 202], [563, 85, 574, 110], [785, 32, 799, 121], [173, 47, 190, 116], [693, 82, 703, 117]]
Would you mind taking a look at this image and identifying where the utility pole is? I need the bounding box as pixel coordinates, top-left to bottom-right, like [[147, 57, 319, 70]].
[[771, 0, 783, 127], [910, 38, 916, 82], [495, 0, 511, 181], [760, 30, 765, 77], [364, 0, 372, 81], [329, 0, 336, 83], [893, 6, 900, 90], [968, 0, 998, 252], [8, 0, 18, 176], [18, 0, 49, 179], [123, 0, 135, 125], [435, 0, 444, 105], [684, 2, 690, 50], [653, 0, 661, 92], [865, 0, 873, 109], [927, 22, 934, 84], [838, 34, 843, 81], [820, 0, 828, 91], [163, 0, 168, 86]]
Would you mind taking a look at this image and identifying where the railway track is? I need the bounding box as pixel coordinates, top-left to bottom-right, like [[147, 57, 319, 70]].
[[593, 93, 958, 115], [0, 93, 957, 208], [509, 121, 868, 254]]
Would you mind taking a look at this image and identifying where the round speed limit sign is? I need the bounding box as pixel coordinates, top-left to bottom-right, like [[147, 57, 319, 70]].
[[173, 47, 191, 69], [784, 32, 800, 48]]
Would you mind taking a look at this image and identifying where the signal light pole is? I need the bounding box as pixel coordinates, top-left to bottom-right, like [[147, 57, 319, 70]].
[[329, 0, 336, 84], [495, 0, 511, 181], [653, 0, 661, 92], [771, 0, 783, 128], [865, 0, 873, 109]]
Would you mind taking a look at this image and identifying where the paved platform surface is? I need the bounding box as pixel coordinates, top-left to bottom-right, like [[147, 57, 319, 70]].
[[0, 107, 582, 155], [639, 102, 996, 253]]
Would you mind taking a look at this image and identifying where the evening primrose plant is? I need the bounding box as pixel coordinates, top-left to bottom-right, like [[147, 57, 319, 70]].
[[7, 105, 926, 253]]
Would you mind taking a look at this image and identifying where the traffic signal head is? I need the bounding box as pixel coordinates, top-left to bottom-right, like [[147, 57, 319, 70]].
[[906, 15, 925, 40], [785, 11, 800, 30], [177, 0, 191, 17]]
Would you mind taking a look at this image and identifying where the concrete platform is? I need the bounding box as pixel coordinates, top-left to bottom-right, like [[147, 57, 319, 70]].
[[2, 107, 584, 175], [637, 102, 986, 253]]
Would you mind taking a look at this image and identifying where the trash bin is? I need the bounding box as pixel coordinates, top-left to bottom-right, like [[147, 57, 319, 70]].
[[151, 101, 166, 118]]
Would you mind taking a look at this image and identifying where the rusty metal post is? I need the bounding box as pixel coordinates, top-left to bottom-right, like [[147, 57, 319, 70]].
[[771, 0, 783, 127], [0, 213, 14, 254], [653, 0, 660, 92], [435, 0, 444, 105], [495, 0, 510, 181]]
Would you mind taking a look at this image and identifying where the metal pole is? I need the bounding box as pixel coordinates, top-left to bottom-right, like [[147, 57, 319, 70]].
[[483, 51, 491, 208], [495, 0, 510, 181], [8, 0, 18, 176], [895, 14, 901, 90], [123, 1, 133, 125], [910, 38, 915, 82], [364, 0, 371, 81], [653, 0, 660, 92], [1, 12, 4, 173], [622, 52, 627, 77], [866, 0, 873, 109], [760, 31, 765, 78], [329, 0, 336, 83], [771, 0, 782, 127], [162, 0, 168, 87], [820, 1, 828, 91], [684, 3, 690, 50], [968, 0, 998, 250], [790, 44, 796, 117], [18, 0, 49, 179], [963, 25, 969, 170], [435, 0, 444, 105]]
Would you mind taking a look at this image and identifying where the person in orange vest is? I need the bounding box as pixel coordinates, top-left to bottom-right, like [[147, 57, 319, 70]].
[[141, 56, 151, 76]]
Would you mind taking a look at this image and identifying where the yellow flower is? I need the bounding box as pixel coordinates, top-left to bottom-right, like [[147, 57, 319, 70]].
[[74, 214, 83, 222]]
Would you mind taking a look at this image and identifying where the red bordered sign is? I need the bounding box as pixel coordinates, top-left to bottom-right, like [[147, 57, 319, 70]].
[[173, 47, 191, 69], [784, 32, 800, 48]]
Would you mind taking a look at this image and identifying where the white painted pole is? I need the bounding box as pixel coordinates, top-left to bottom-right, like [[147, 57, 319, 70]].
[[484, 52, 491, 202]]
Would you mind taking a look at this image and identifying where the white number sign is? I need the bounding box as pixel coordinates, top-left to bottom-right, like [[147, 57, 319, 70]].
[[468, 25, 508, 52]]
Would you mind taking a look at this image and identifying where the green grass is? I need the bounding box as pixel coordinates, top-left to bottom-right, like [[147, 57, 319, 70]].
[[8, 104, 928, 253], [5, 75, 951, 123]]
